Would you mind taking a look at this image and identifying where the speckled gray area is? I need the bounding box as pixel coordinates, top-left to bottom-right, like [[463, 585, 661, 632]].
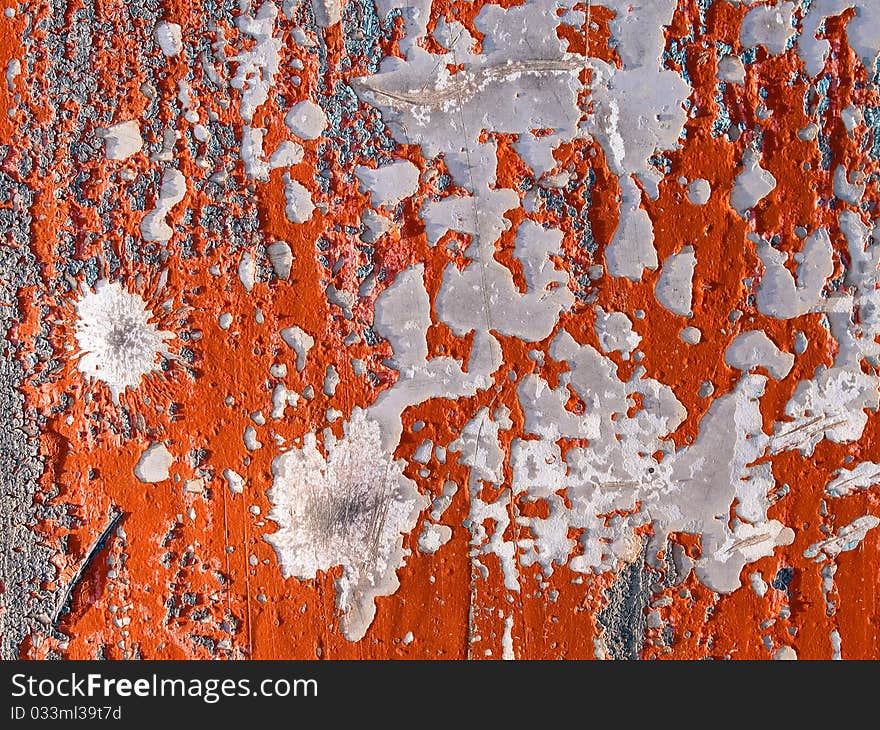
[[0, 167, 60, 659]]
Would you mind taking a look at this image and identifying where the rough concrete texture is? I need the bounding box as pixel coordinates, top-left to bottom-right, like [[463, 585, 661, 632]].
[[1, 0, 880, 660]]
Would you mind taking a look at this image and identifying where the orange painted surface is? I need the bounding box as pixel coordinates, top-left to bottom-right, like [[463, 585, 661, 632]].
[[2, 0, 879, 660]]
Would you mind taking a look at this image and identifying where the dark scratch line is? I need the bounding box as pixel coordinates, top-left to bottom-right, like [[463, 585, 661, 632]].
[[52, 507, 124, 627]]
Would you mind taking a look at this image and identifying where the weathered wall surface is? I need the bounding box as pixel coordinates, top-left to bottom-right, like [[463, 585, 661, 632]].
[[1, 0, 879, 659]]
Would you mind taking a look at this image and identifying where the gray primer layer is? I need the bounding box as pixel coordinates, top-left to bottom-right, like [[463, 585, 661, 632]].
[[0, 200, 60, 658]]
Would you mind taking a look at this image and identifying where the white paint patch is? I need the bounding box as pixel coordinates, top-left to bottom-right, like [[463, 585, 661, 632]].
[[825, 462, 880, 498], [830, 629, 842, 660], [502, 614, 515, 660], [283, 174, 314, 224], [773, 645, 798, 660], [230, 2, 282, 123], [310, 0, 341, 27], [740, 3, 795, 56], [730, 148, 776, 216], [418, 523, 452, 554], [841, 104, 863, 133], [750, 571, 768, 597], [5, 57, 20, 92], [241, 126, 270, 180], [268, 140, 304, 169], [241, 129, 302, 180], [680, 326, 701, 345], [141, 167, 187, 242], [804, 515, 880, 560], [285, 100, 328, 140], [799, 1, 880, 78], [238, 251, 256, 292], [360, 209, 392, 243], [369, 263, 498, 450], [243, 425, 262, 451], [436, 220, 574, 343], [323, 364, 339, 397], [355, 160, 420, 208], [154, 21, 183, 57], [268, 241, 293, 280], [770, 367, 878, 455], [74, 280, 174, 402], [654, 246, 695, 316], [512, 338, 793, 592], [224, 468, 246, 495], [725, 330, 794, 380], [280, 325, 314, 371], [833, 164, 865, 204], [271, 383, 298, 419], [604, 178, 658, 281], [686, 178, 711, 206], [594, 307, 640, 360], [101, 121, 143, 161], [266, 410, 427, 641], [756, 229, 833, 320], [134, 443, 173, 483], [717, 55, 745, 84], [452, 406, 522, 591]]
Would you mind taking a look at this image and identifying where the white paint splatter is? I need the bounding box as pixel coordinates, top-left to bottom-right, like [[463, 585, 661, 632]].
[[74, 280, 174, 402]]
